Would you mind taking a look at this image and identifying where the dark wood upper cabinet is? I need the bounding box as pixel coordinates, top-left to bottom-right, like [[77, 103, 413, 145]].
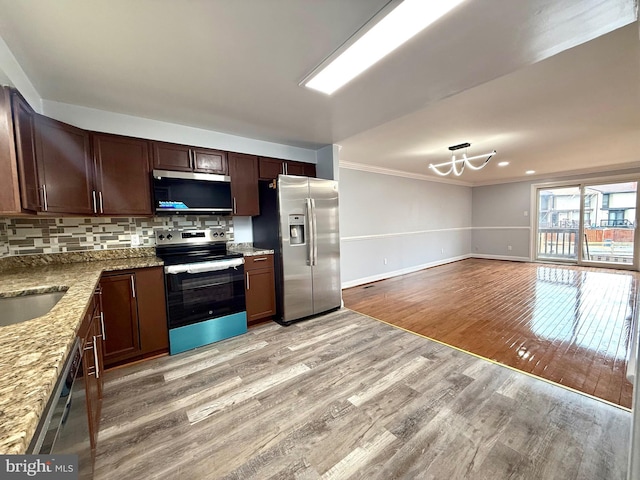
[[258, 156, 315, 181], [92, 133, 152, 216], [34, 115, 93, 215], [193, 147, 227, 174], [152, 141, 192, 172], [10, 91, 39, 211], [228, 152, 259, 216], [152, 141, 227, 175], [0, 87, 22, 214], [258, 157, 285, 180], [303, 163, 316, 178]]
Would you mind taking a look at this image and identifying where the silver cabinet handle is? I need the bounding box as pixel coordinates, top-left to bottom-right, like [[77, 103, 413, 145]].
[[84, 337, 99, 378], [42, 184, 48, 211], [131, 275, 136, 298], [246, 272, 250, 290], [253, 257, 267, 262], [233, 197, 237, 214], [92, 335, 100, 379], [100, 311, 106, 341], [92, 190, 97, 213], [98, 191, 104, 213]]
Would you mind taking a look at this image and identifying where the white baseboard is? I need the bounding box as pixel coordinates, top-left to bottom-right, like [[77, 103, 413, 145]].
[[471, 253, 530, 262], [341, 254, 472, 289]]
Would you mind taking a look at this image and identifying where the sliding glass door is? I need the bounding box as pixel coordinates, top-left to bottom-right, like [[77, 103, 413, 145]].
[[583, 182, 637, 267], [535, 180, 639, 268], [537, 186, 581, 262]]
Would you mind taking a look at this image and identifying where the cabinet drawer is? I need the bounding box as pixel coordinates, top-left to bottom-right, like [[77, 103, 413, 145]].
[[244, 254, 274, 271]]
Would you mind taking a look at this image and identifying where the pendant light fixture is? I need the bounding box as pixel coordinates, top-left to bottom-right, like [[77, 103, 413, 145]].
[[429, 143, 496, 176]]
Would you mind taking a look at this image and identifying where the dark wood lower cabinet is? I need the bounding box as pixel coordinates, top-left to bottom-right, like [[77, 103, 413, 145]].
[[244, 254, 276, 325], [100, 266, 168, 368], [100, 272, 141, 366], [78, 288, 104, 452]]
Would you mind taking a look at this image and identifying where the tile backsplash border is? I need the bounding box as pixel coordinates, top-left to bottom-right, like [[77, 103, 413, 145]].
[[0, 216, 234, 258]]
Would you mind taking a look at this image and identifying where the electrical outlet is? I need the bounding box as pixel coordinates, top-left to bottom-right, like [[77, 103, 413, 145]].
[[441, 248, 445, 254], [508, 245, 513, 251], [384, 258, 388, 265], [131, 234, 141, 246], [524, 210, 529, 217]]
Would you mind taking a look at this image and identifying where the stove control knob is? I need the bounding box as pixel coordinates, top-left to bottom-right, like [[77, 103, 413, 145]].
[[158, 234, 165, 241], [167, 234, 173, 240], [220, 232, 225, 237], [213, 232, 219, 237]]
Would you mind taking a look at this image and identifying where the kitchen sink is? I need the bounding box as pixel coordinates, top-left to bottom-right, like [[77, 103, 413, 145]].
[[0, 289, 67, 327]]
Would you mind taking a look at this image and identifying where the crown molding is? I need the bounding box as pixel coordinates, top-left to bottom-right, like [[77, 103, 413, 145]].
[[339, 161, 472, 186]]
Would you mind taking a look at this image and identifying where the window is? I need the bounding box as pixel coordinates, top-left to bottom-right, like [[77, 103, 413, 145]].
[[602, 193, 610, 209]]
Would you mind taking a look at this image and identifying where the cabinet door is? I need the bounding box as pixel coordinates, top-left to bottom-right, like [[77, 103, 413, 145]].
[[229, 152, 259, 216], [34, 115, 93, 214], [0, 87, 21, 213], [82, 316, 101, 450], [246, 267, 276, 322], [258, 157, 285, 180], [285, 161, 307, 176], [303, 163, 316, 178], [93, 133, 152, 215], [152, 141, 192, 172], [100, 272, 141, 367], [193, 148, 227, 174], [11, 91, 40, 211], [135, 266, 169, 356]]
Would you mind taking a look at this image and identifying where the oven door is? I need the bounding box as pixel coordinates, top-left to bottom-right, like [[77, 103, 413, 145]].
[[165, 259, 245, 329]]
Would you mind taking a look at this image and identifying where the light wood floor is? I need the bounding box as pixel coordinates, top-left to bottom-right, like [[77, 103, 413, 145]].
[[343, 258, 637, 408], [94, 309, 630, 479]]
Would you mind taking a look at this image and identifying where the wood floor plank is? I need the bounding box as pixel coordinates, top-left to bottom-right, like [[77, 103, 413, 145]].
[[94, 309, 630, 479], [343, 258, 637, 408]]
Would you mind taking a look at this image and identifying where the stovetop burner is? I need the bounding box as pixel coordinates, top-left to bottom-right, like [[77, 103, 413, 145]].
[[155, 228, 241, 265]]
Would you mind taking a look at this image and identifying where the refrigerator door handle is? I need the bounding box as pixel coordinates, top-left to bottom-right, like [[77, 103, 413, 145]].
[[311, 198, 318, 266], [305, 198, 313, 266]]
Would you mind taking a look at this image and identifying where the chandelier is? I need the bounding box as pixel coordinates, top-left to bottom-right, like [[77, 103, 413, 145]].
[[429, 143, 496, 176]]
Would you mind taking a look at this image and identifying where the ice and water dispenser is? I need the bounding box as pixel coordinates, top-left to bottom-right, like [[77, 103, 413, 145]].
[[289, 214, 305, 245]]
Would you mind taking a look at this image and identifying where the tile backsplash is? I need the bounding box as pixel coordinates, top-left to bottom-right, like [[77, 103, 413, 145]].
[[0, 216, 233, 257]]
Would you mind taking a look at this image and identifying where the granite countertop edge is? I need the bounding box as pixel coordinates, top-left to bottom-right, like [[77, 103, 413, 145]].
[[0, 255, 164, 455]]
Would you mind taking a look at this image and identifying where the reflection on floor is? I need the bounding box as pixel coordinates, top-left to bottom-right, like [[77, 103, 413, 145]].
[[95, 310, 630, 479], [343, 258, 637, 408]]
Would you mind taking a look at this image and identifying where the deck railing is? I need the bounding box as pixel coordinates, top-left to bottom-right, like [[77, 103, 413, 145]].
[[538, 228, 578, 258]]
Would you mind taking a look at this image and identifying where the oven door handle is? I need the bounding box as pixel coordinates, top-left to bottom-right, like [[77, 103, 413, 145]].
[[164, 258, 245, 275]]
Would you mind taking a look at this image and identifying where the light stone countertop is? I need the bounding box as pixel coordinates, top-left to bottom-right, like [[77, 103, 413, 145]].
[[227, 244, 275, 256], [0, 255, 163, 455]]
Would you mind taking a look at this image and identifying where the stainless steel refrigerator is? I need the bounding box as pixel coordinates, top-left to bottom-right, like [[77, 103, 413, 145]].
[[252, 175, 341, 324]]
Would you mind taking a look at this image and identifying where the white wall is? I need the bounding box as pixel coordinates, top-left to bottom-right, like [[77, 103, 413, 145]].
[[42, 100, 318, 164], [339, 167, 472, 288], [472, 167, 640, 261]]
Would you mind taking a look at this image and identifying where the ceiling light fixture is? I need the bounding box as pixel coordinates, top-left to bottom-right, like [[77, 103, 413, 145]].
[[429, 143, 496, 177], [525, 170, 536, 175], [498, 161, 509, 167], [301, 0, 467, 95]]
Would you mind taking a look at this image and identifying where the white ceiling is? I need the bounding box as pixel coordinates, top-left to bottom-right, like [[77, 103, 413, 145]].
[[0, 0, 638, 185]]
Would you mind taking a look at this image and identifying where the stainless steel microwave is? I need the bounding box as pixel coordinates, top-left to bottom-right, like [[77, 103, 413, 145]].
[[152, 169, 232, 215]]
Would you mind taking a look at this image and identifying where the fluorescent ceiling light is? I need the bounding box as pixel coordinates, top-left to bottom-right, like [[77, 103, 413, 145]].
[[302, 0, 467, 95], [525, 170, 536, 175], [498, 161, 509, 167]]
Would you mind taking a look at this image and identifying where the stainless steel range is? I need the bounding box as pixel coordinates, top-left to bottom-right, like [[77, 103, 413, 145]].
[[155, 228, 246, 355]]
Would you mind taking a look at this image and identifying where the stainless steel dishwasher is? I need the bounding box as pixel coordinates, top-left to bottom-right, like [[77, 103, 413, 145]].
[[28, 337, 93, 478]]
